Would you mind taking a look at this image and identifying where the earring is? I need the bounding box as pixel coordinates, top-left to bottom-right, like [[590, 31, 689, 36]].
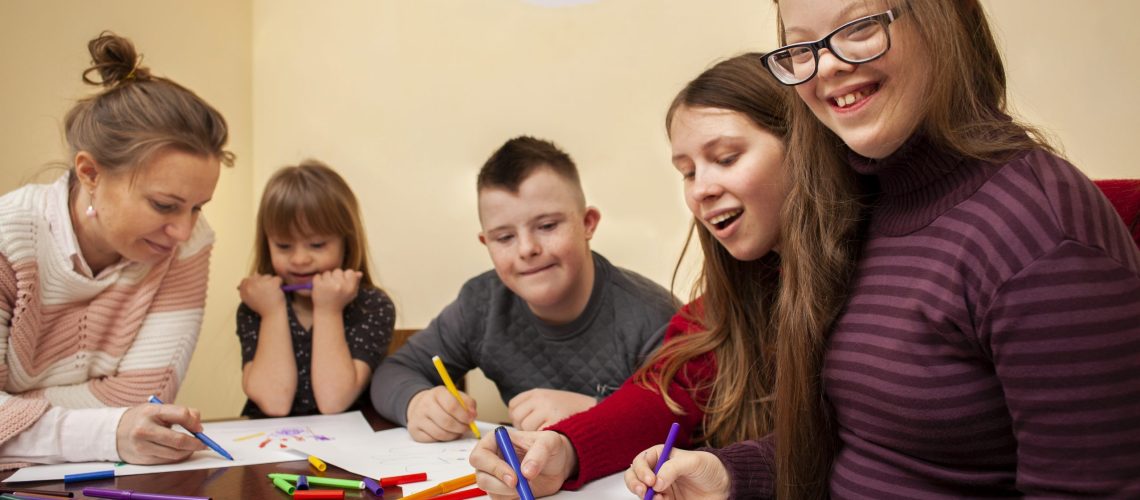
[[85, 191, 96, 218]]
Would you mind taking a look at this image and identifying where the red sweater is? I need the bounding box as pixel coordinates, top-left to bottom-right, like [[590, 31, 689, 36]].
[[546, 302, 715, 489]]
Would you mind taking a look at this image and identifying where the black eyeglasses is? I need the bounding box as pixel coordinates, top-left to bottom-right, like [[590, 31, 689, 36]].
[[762, 8, 900, 86]]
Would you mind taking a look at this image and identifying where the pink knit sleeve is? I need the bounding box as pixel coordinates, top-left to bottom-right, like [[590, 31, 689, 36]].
[[0, 250, 52, 460]]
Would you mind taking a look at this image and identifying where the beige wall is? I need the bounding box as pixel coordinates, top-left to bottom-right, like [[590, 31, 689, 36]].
[[0, 1, 253, 419], [2, 1, 1138, 421]]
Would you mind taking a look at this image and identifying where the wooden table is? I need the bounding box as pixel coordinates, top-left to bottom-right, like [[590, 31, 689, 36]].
[[0, 406, 421, 499]]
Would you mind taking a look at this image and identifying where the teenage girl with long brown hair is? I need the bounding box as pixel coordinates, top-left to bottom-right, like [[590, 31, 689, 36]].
[[469, 51, 865, 498], [628, 0, 1140, 497]]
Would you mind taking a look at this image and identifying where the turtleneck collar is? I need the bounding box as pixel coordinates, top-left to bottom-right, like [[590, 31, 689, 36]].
[[848, 134, 1002, 236]]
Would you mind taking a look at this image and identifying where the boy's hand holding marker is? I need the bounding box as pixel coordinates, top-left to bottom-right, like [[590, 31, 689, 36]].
[[406, 355, 480, 443]]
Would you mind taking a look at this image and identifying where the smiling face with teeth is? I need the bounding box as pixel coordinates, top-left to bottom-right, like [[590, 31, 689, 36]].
[[669, 105, 789, 261], [478, 167, 601, 324], [780, 0, 932, 159]]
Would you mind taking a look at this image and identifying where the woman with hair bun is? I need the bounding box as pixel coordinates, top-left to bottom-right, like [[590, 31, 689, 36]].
[[0, 32, 233, 467]]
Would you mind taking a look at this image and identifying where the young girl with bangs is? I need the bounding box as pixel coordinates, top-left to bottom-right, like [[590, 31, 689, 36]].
[[628, 0, 1140, 497], [469, 52, 866, 498], [238, 160, 395, 417]]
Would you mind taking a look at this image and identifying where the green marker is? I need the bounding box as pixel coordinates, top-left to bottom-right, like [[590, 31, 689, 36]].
[[267, 473, 364, 489], [272, 476, 296, 495]]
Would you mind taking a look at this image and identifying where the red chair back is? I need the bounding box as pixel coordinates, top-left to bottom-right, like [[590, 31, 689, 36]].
[[1094, 179, 1140, 249]]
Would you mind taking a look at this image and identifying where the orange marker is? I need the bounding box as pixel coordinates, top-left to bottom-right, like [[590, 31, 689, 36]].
[[399, 473, 476, 500]]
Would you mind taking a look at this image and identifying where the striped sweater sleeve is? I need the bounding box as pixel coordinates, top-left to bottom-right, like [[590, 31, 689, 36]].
[[982, 239, 1140, 496], [0, 249, 51, 454], [42, 222, 213, 408]]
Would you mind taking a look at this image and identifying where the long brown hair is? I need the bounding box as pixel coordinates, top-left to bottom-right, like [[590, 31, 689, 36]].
[[770, 0, 1061, 496], [64, 31, 234, 180], [251, 160, 377, 288], [635, 53, 864, 498]]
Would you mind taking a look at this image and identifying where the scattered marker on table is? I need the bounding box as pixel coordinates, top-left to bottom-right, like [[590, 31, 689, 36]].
[[63, 470, 114, 483], [431, 487, 488, 500], [378, 472, 427, 487], [362, 478, 384, 496], [308, 455, 327, 472], [293, 491, 344, 500], [297, 475, 310, 490], [398, 473, 476, 500], [0, 488, 73, 498], [272, 477, 295, 495], [82, 487, 211, 500]]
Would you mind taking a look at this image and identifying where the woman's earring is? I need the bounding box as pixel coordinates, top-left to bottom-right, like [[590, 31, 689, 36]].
[[86, 191, 96, 218]]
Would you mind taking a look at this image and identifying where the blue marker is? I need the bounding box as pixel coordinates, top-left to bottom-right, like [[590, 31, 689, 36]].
[[147, 395, 234, 460], [643, 422, 681, 500], [494, 426, 535, 500], [63, 469, 114, 483]]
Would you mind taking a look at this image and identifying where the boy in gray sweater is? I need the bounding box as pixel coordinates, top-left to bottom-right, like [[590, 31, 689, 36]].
[[371, 136, 676, 442]]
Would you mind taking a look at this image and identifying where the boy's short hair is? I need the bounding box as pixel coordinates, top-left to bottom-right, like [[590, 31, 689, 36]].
[[477, 136, 585, 205]]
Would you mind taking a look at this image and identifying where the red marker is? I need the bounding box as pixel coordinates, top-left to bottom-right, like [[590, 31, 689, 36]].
[[431, 487, 487, 500], [293, 490, 344, 499], [379, 472, 428, 487]]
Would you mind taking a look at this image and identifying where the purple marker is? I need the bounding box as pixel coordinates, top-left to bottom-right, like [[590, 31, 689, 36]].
[[281, 283, 313, 292], [82, 488, 211, 500], [643, 422, 681, 500]]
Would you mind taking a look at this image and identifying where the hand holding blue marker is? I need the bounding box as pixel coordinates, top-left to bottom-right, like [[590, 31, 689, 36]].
[[643, 422, 681, 500], [146, 395, 233, 460], [494, 426, 535, 500]]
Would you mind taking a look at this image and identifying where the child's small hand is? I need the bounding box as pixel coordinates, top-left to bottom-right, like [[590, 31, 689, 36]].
[[508, 388, 597, 431], [311, 269, 362, 311], [625, 447, 730, 499], [406, 386, 478, 443], [239, 274, 286, 315]]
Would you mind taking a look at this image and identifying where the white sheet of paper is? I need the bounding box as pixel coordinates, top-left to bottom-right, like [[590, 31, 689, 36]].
[[3, 411, 375, 483], [289, 420, 498, 496], [289, 422, 633, 498]]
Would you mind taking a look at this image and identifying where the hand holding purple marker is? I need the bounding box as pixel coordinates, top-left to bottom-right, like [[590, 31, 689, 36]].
[[644, 422, 681, 500], [281, 282, 313, 292]]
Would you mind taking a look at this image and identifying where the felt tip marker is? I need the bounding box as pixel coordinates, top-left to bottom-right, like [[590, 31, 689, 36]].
[[82, 488, 211, 500], [307, 455, 327, 472], [495, 427, 535, 500], [378, 472, 427, 487], [431, 355, 481, 438], [63, 470, 114, 483], [282, 283, 313, 292], [398, 474, 476, 500], [0, 488, 73, 498], [643, 422, 681, 500], [146, 396, 234, 461], [362, 477, 383, 496], [292, 491, 343, 500]]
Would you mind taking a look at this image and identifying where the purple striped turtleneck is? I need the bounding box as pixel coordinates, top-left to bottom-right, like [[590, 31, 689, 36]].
[[711, 137, 1140, 498]]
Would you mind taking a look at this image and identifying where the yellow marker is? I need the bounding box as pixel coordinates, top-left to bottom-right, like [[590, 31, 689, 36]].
[[234, 432, 265, 442], [399, 473, 477, 500], [431, 355, 481, 438], [307, 455, 327, 472]]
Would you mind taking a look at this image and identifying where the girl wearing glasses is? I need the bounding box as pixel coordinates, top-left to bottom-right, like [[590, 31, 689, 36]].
[[627, 0, 1140, 498]]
